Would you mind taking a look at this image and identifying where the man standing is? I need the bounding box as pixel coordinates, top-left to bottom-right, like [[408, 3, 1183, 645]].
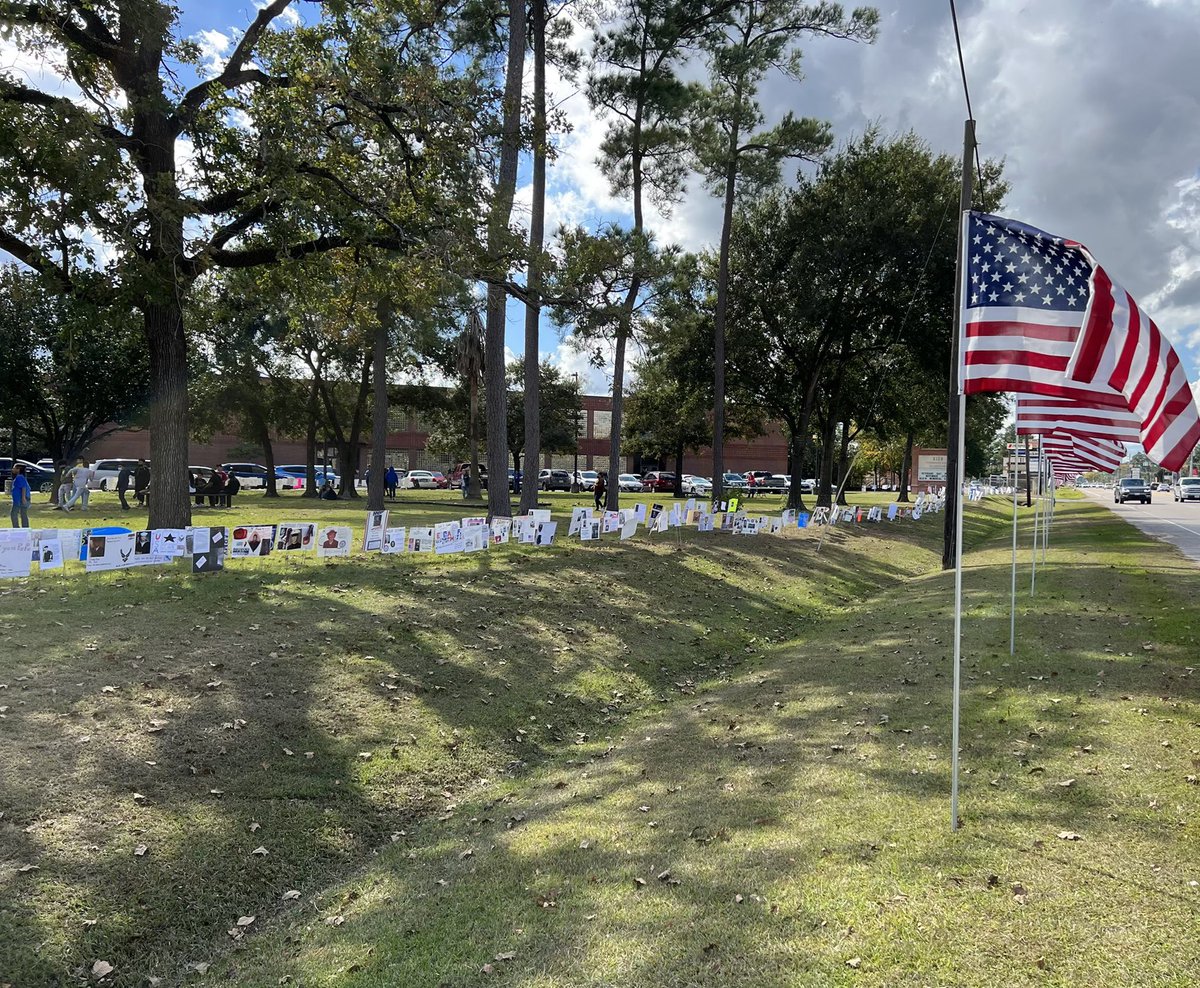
[[385, 465, 398, 500], [116, 463, 134, 510], [62, 460, 93, 512], [9, 464, 31, 527], [134, 459, 150, 506], [594, 471, 607, 512]]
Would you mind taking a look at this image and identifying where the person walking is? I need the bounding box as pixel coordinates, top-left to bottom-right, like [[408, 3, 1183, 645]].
[[746, 472, 757, 499], [134, 459, 150, 506], [116, 463, 133, 510], [460, 467, 470, 500], [62, 459, 93, 512], [9, 464, 31, 527], [594, 471, 607, 511]]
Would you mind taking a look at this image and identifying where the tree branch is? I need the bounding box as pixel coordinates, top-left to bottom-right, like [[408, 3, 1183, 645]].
[[176, 0, 296, 122], [0, 78, 134, 149], [0, 1, 122, 59], [0, 227, 72, 290]]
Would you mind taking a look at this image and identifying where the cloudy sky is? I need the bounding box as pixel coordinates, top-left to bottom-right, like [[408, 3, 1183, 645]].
[[6, 0, 1200, 401]]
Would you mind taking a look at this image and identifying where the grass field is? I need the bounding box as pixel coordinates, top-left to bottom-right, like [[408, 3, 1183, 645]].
[[2, 490, 1197, 986]]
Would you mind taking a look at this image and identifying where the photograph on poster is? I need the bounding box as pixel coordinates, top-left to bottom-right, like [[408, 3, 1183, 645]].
[[275, 523, 316, 551], [534, 521, 557, 546], [317, 526, 352, 557], [490, 518, 512, 544], [38, 538, 64, 570], [580, 519, 600, 541], [407, 527, 435, 552], [363, 511, 389, 552], [381, 527, 407, 553], [463, 527, 488, 553], [434, 521, 464, 554], [231, 525, 275, 558], [602, 510, 620, 533]]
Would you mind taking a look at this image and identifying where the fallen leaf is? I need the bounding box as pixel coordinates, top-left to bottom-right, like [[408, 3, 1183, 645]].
[[459, 848, 474, 861], [633, 877, 647, 887], [251, 846, 269, 856], [1057, 779, 1076, 788], [1012, 883, 1028, 902], [249, 822, 261, 832], [846, 957, 862, 969], [281, 890, 301, 901], [734, 894, 744, 904], [133, 844, 148, 857], [480, 963, 494, 975], [236, 915, 255, 927], [17, 864, 38, 873], [1057, 831, 1082, 841], [494, 952, 516, 962], [324, 915, 345, 927], [91, 960, 113, 979], [186, 962, 209, 975]]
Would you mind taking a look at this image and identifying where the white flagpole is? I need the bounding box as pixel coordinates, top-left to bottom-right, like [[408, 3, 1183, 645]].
[[949, 176, 973, 832], [1009, 453, 1018, 655], [1030, 438, 1040, 596]]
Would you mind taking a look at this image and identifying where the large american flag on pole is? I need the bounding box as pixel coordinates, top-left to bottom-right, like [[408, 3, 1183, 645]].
[[1041, 432, 1125, 472], [963, 211, 1200, 471]]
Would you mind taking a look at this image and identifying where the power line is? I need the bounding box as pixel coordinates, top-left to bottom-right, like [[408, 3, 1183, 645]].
[[949, 0, 986, 197]]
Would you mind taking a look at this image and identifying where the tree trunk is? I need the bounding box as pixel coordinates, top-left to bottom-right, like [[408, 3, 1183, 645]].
[[335, 357, 371, 499], [259, 415, 278, 498], [898, 430, 914, 502], [144, 299, 191, 528], [519, 0, 547, 517], [836, 423, 851, 506], [786, 423, 808, 511], [485, 0, 526, 518], [368, 297, 389, 512], [303, 377, 319, 498], [712, 148, 738, 507], [673, 436, 684, 497], [468, 372, 481, 500], [606, 326, 629, 511], [816, 418, 836, 508]]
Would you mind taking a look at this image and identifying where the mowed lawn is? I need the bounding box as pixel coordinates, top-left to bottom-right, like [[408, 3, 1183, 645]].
[[2, 490, 1198, 986]]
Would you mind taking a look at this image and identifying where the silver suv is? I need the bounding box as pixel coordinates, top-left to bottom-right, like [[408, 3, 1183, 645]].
[[1173, 477, 1200, 502], [1114, 477, 1151, 504]]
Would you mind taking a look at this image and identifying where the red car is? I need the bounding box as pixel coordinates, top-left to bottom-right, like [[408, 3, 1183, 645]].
[[430, 471, 449, 489], [641, 471, 677, 492]]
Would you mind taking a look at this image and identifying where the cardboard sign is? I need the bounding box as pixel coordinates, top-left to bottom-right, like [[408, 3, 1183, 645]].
[[797, 512, 810, 528], [363, 511, 389, 551], [407, 527, 435, 552], [887, 503, 899, 521], [231, 524, 275, 558], [192, 527, 226, 573], [602, 510, 621, 534], [463, 526, 489, 553], [382, 527, 407, 553], [490, 519, 512, 545], [85, 532, 136, 573], [569, 506, 591, 537], [37, 537, 64, 570], [580, 518, 601, 541], [0, 530, 34, 579], [534, 521, 557, 546], [434, 521, 464, 555], [276, 523, 317, 552]]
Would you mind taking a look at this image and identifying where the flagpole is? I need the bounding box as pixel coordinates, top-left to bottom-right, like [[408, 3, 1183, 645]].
[[949, 118, 975, 833], [1030, 437, 1040, 596], [1009, 452, 1018, 655]]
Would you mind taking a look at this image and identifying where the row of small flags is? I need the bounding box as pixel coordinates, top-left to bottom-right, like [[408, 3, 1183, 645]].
[[0, 494, 947, 580]]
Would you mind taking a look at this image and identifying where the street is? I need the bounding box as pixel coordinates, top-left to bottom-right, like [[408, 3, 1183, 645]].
[[1084, 486, 1200, 564]]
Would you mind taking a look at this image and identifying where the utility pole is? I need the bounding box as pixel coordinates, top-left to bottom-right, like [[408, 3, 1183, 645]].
[[942, 119, 976, 571]]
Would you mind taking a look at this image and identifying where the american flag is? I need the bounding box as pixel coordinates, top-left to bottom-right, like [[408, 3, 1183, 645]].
[[1014, 396, 1141, 443], [962, 211, 1200, 471], [1041, 432, 1125, 472]]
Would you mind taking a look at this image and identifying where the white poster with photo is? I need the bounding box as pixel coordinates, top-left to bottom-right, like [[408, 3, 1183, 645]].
[[669, 504, 683, 527], [151, 528, 188, 562], [684, 497, 696, 515], [230, 524, 275, 558], [363, 511, 389, 552], [580, 518, 601, 541], [602, 510, 621, 534], [534, 521, 558, 546], [490, 518, 512, 545], [275, 523, 317, 552], [634, 503, 647, 523], [514, 516, 536, 544], [381, 527, 407, 553], [434, 521, 464, 555], [781, 509, 797, 526], [647, 503, 664, 531], [37, 537, 64, 570], [317, 526, 352, 557], [85, 532, 137, 572], [654, 507, 670, 533], [463, 516, 488, 530], [463, 526, 489, 553], [407, 527, 435, 552], [569, 506, 591, 537], [132, 530, 161, 566], [0, 530, 34, 579], [697, 513, 714, 533], [531, 509, 552, 523]]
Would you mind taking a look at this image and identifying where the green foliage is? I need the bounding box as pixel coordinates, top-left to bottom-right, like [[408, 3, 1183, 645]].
[[0, 265, 148, 464]]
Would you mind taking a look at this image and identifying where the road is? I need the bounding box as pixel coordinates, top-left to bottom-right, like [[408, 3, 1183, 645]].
[[1083, 486, 1200, 563]]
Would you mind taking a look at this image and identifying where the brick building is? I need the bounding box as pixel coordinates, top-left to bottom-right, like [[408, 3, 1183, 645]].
[[87, 391, 791, 477]]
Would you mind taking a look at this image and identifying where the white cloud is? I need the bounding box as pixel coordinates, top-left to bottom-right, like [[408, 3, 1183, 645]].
[[195, 28, 232, 73]]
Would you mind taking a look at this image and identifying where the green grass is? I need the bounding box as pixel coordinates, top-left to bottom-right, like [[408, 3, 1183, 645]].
[[3, 492, 1197, 986]]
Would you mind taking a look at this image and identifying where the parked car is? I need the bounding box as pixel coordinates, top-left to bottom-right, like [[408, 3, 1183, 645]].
[[277, 464, 339, 487], [14, 459, 56, 494], [641, 471, 677, 493], [1173, 477, 1200, 502], [617, 473, 644, 493], [681, 474, 712, 496], [538, 468, 573, 491], [571, 470, 600, 491], [769, 474, 792, 490], [450, 462, 489, 489], [430, 471, 449, 489], [721, 472, 747, 490], [36, 458, 54, 472], [801, 478, 817, 494], [1114, 477, 1151, 504], [401, 469, 441, 489], [90, 458, 142, 491], [218, 462, 297, 490]]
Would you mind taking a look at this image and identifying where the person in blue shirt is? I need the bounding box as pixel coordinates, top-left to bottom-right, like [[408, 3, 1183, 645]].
[[9, 464, 31, 527], [384, 465, 398, 500]]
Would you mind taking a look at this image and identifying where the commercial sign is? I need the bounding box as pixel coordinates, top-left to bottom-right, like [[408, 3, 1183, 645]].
[[916, 453, 948, 483]]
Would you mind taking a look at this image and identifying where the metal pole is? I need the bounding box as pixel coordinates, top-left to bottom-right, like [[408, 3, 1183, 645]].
[[949, 118, 975, 830], [571, 373, 581, 493], [1009, 455, 1018, 655], [1030, 440, 1040, 596], [942, 118, 976, 573]]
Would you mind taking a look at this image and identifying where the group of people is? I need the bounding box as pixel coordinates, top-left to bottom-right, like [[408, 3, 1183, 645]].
[[360, 466, 400, 499], [116, 460, 151, 509], [189, 467, 242, 508]]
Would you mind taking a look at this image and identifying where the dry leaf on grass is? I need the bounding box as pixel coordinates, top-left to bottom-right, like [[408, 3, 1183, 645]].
[[281, 890, 301, 901], [325, 915, 345, 927], [90, 960, 113, 979], [251, 846, 269, 856], [133, 844, 148, 857], [1057, 831, 1082, 841]]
